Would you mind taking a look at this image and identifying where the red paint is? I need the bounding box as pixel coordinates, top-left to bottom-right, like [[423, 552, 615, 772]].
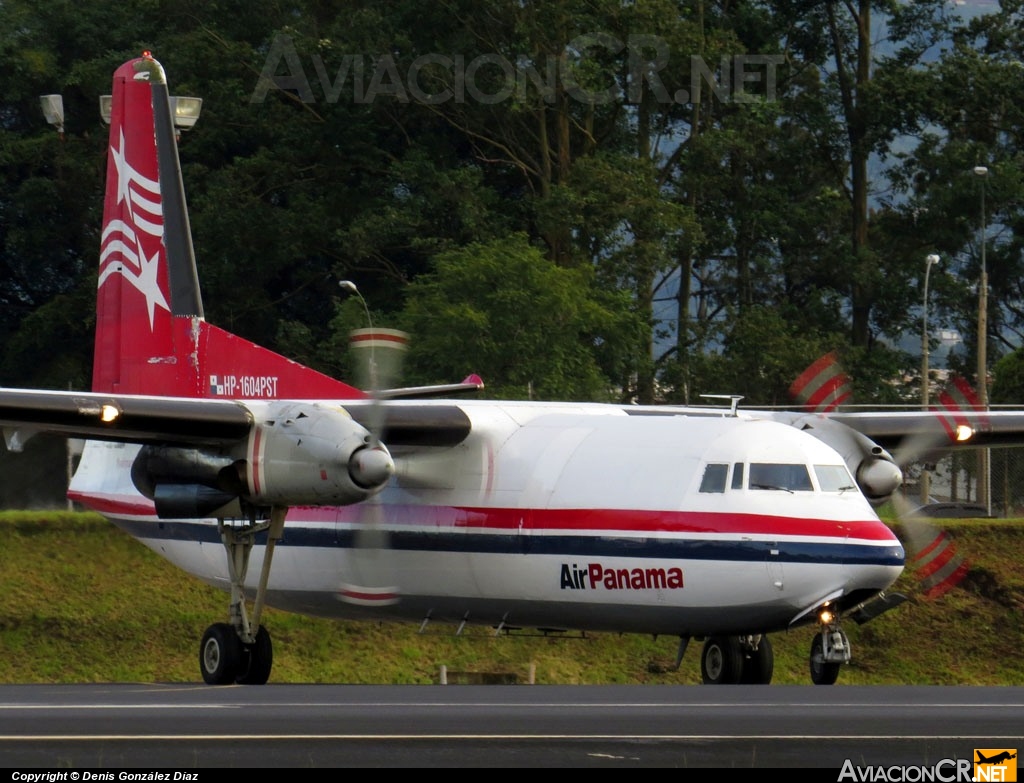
[[71, 490, 895, 542], [93, 56, 365, 402]]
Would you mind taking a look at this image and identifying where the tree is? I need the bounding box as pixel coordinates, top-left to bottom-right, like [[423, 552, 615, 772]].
[[395, 233, 639, 401], [883, 2, 1024, 395]]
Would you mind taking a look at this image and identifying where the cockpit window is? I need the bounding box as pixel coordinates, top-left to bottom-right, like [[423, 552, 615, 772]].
[[731, 462, 744, 490], [749, 463, 813, 491], [699, 463, 728, 493], [814, 464, 857, 492]]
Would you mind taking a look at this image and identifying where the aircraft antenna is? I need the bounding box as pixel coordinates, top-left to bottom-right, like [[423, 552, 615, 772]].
[[700, 394, 744, 417]]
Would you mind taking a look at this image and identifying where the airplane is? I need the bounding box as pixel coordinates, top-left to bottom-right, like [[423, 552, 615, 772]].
[[977, 751, 1017, 764], [3, 52, 1024, 688]]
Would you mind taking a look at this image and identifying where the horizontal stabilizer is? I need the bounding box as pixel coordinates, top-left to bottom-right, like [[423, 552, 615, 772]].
[[378, 374, 484, 400]]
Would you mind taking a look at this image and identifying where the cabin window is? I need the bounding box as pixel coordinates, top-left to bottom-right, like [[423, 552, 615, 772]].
[[731, 462, 744, 489], [749, 463, 813, 491], [814, 464, 856, 492], [699, 463, 728, 493]]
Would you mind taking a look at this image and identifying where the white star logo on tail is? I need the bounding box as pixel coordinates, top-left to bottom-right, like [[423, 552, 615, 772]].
[[100, 128, 169, 329]]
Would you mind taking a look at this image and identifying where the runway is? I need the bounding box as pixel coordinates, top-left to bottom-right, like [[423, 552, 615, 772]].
[[0, 684, 1021, 768]]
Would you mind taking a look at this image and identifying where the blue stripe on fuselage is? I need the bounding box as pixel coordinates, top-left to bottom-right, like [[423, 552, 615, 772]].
[[112, 519, 904, 567]]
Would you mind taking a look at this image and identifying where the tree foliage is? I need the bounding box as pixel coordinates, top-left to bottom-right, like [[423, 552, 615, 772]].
[[0, 0, 1021, 412], [397, 233, 640, 401]]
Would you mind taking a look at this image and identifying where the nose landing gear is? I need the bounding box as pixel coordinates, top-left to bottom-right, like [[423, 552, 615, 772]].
[[809, 604, 850, 685]]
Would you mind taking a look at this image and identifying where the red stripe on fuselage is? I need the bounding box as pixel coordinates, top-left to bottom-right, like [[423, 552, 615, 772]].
[[67, 490, 156, 516], [67, 494, 895, 542], [332, 505, 895, 541]]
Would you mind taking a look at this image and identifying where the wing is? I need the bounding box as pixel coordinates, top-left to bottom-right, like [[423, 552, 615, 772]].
[[826, 409, 1024, 450], [0, 388, 472, 518], [0, 388, 252, 450], [0, 388, 474, 451]]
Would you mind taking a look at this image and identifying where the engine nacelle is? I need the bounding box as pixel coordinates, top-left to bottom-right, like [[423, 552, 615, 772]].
[[131, 445, 244, 519], [129, 402, 394, 518], [241, 401, 394, 506]]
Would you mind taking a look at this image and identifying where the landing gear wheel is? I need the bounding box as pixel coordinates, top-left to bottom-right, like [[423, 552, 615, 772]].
[[809, 632, 841, 685], [236, 625, 273, 685], [740, 636, 774, 684], [701, 636, 744, 684], [200, 622, 243, 685]]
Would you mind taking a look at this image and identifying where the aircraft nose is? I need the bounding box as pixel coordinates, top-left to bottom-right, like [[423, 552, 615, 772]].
[[847, 519, 905, 593], [842, 520, 907, 622]]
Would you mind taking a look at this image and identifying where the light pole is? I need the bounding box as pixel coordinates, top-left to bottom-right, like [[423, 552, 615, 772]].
[[920, 253, 940, 505], [39, 94, 65, 137], [974, 165, 991, 515]]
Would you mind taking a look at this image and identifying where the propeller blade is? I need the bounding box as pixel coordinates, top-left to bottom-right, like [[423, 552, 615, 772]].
[[789, 354, 971, 602], [890, 493, 971, 601], [350, 326, 410, 426], [893, 373, 986, 468], [338, 502, 400, 606], [788, 353, 902, 504], [889, 426, 952, 472], [337, 314, 409, 607], [789, 351, 853, 413]]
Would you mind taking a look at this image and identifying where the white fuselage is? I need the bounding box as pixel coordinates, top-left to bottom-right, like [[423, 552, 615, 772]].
[[68, 400, 905, 637]]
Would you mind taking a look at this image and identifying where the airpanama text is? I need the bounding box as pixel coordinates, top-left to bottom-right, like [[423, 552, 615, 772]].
[[560, 562, 683, 590], [837, 758, 973, 782]]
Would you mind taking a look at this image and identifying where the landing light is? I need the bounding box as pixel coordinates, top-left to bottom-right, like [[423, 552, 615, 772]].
[[955, 424, 974, 442], [100, 404, 121, 423], [817, 607, 834, 625]]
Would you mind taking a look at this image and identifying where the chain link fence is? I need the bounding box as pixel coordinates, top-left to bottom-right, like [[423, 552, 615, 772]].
[[902, 448, 1024, 518]]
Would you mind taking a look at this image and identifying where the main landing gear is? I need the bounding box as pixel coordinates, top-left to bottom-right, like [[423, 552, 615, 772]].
[[697, 623, 851, 685], [198, 507, 286, 685], [700, 635, 775, 684]]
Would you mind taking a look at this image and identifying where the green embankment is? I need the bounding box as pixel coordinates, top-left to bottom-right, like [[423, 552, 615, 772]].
[[0, 512, 1021, 685]]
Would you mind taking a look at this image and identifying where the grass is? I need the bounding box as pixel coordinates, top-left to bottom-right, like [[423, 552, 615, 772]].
[[0, 511, 1022, 686]]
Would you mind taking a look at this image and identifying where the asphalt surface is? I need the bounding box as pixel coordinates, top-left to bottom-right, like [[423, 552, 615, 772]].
[[0, 683, 1021, 768]]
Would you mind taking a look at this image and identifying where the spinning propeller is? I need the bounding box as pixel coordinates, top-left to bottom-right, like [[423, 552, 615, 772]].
[[337, 281, 408, 607], [789, 352, 974, 600]]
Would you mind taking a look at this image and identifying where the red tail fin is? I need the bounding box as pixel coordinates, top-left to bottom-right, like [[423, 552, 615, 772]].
[[95, 53, 363, 401]]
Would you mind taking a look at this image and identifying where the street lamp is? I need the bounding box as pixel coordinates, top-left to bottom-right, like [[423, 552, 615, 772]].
[[339, 280, 409, 396], [974, 165, 990, 515], [99, 94, 202, 130], [170, 96, 203, 130], [920, 253, 940, 504], [39, 94, 65, 138]]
